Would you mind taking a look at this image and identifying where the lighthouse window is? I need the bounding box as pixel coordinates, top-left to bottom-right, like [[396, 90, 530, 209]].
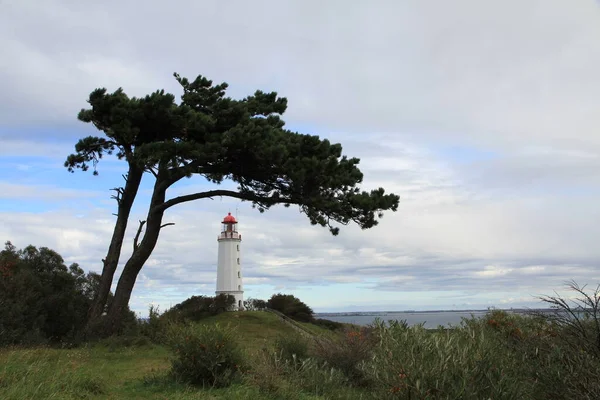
[[237, 258, 240, 264], [237, 245, 239, 251], [238, 271, 241, 278], [238, 285, 241, 291]]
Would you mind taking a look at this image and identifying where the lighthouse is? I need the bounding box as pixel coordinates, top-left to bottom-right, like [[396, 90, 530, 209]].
[[216, 212, 244, 310]]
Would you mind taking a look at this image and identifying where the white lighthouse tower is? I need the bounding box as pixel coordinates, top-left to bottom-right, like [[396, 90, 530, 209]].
[[216, 212, 244, 310]]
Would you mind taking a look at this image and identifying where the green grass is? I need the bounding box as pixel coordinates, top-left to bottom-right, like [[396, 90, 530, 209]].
[[4, 310, 599, 399], [195, 311, 302, 354], [0, 312, 343, 399], [0, 345, 167, 399], [296, 321, 340, 339]]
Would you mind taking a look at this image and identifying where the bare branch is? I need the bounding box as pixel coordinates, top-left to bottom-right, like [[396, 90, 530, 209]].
[[535, 281, 600, 355], [110, 187, 124, 204], [160, 222, 175, 229], [133, 220, 146, 251]]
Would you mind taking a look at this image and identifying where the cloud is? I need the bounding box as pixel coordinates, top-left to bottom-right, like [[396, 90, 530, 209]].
[[1, 0, 599, 314], [2, 149, 598, 314]]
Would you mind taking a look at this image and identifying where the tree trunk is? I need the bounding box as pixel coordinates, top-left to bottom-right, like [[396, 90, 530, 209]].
[[104, 175, 168, 334], [86, 164, 144, 328]]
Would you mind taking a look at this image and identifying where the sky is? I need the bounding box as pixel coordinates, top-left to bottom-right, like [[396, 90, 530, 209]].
[[1, 0, 599, 315]]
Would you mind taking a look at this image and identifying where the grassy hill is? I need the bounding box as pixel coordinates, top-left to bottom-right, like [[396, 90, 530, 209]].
[[195, 311, 337, 352], [0, 312, 339, 400], [3, 309, 599, 399]]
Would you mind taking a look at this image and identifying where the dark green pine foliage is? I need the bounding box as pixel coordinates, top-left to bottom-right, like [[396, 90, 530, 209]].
[[67, 73, 399, 234]]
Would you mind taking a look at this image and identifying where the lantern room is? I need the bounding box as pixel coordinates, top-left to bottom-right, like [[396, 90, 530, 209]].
[[219, 213, 241, 240], [222, 212, 237, 232]]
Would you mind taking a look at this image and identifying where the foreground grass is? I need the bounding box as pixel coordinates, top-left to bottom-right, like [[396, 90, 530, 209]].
[[0, 343, 289, 400], [0, 312, 337, 400], [3, 310, 600, 399]]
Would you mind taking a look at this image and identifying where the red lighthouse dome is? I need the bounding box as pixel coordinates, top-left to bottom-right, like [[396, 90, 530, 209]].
[[222, 212, 237, 224]]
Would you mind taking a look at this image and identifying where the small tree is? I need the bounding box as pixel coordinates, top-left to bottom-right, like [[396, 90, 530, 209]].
[[267, 293, 314, 322], [163, 294, 236, 322], [67, 72, 400, 334], [211, 293, 236, 314], [244, 298, 267, 311]]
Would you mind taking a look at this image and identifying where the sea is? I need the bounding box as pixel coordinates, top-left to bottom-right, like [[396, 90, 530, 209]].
[[315, 310, 541, 329]]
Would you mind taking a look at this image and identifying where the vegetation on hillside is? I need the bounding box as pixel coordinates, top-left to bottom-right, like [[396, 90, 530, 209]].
[[2, 305, 600, 399], [3, 241, 600, 398]]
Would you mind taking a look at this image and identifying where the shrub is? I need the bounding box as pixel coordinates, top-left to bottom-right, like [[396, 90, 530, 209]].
[[359, 310, 600, 400], [243, 347, 295, 395], [0, 241, 131, 346], [245, 346, 359, 399], [312, 318, 345, 331], [312, 326, 375, 386], [212, 293, 236, 313], [166, 323, 244, 388], [244, 298, 267, 311], [274, 333, 309, 364], [160, 294, 236, 323], [483, 309, 527, 343], [267, 293, 314, 322], [363, 318, 530, 399], [289, 357, 360, 399], [139, 304, 180, 344]]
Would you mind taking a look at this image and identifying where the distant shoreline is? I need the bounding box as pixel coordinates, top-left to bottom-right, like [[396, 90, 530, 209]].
[[315, 308, 556, 317]]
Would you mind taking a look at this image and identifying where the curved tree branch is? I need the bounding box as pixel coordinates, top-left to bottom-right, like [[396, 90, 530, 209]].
[[152, 189, 292, 215]]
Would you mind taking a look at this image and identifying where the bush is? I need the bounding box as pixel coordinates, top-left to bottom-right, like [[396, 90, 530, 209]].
[[312, 318, 345, 331], [243, 347, 296, 396], [0, 241, 116, 346], [312, 326, 375, 386], [245, 346, 359, 399], [244, 298, 267, 311], [274, 333, 309, 364], [357, 310, 600, 400], [363, 318, 530, 399], [138, 304, 180, 344], [160, 294, 236, 323], [267, 293, 314, 322], [166, 323, 244, 388]]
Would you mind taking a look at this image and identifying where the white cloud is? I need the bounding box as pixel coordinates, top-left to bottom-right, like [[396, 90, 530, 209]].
[[474, 266, 514, 278], [1, 0, 599, 314]]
